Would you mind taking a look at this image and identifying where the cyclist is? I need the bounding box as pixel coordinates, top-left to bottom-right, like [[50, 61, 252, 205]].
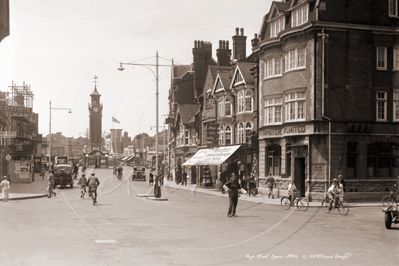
[[327, 178, 339, 213], [77, 174, 87, 199], [113, 165, 118, 176], [288, 179, 298, 204], [117, 165, 123, 181], [86, 173, 100, 204]]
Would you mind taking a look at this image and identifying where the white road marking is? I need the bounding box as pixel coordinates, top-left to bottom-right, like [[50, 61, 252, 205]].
[[95, 240, 118, 244]]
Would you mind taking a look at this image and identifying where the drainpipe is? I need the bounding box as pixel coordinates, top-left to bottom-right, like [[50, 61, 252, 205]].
[[318, 27, 331, 197]]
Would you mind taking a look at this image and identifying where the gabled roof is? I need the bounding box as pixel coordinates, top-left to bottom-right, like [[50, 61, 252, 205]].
[[202, 65, 231, 96], [289, 0, 306, 9], [212, 71, 231, 94], [173, 64, 193, 79], [272, 1, 290, 19], [230, 62, 256, 89], [177, 104, 200, 124]]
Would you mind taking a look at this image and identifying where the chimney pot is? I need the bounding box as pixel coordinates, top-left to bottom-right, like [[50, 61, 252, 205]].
[[240, 28, 244, 36], [226, 41, 229, 49], [235, 27, 239, 35], [219, 40, 222, 49]]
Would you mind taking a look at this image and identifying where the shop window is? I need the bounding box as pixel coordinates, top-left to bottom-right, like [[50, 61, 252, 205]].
[[347, 142, 358, 179], [367, 143, 397, 178], [267, 145, 281, 176]]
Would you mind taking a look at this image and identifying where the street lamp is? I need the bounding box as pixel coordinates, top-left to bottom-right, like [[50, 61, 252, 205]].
[[118, 51, 172, 177], [49, 101, 71, 169], [150, 125, 166, 176]]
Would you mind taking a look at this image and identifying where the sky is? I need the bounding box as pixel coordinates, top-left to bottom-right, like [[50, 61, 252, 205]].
[[0, 0, 274, 139]]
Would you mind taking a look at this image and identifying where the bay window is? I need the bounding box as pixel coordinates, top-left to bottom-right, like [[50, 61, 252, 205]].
[[291, 3, 309, 27], [245, 90, 253, 112], [225, 126, 231, 145], [264, 97, 282, 125], [285, 47, 306, 72], [285, 91, 306, 122]]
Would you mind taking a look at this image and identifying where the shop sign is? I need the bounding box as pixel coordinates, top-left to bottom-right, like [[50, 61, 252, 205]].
[[5, 154, 11, 161], [15, 161, 30, 179], [0, 131, 16, 138], [259, 124, 312, 138]]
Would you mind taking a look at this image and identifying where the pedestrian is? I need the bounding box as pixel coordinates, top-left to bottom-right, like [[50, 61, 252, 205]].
[[47, 174, 56, 198], [266, 173, 277, 199], [247, 173, 256, 196], [82, 164, 86, 174], [59, 169, 66, 189], [149, 171, 154, 186], [1, 176, 11, 202], [154, 174, 162, 198], [223, 173, 246, 217], [41, 164, 46, 180], [182, 170, 187, 186]]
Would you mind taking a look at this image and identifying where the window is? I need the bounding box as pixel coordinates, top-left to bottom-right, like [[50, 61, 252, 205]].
[[245, 122, 252, 143], [347, 142, 358, 179], [376, 91, 387, 121], [225, 97, 232, 116], [264, 97, 282, 125], [237, 91, 245, 113], [377, 47, 387, 70], [206, 94, 213, 108], [267, 145, 281, 176], [184, 127, 189, 145], [245, 90, 253, 112], [291, 3, 309, 27], [285, 48, 306, 72], [394, 90, 399, 121], [218, 97, 223, 117], [269, 16, 285, 38], [225, 126, 231, 145], [219, 125, 224, 145], [390, 0, 398, 17], [394, 47, 399, 70], [236, 122, 245, 144], [263, 57, 282, 79], [285, 91, 306, 122], [367, 143, 399, 178]]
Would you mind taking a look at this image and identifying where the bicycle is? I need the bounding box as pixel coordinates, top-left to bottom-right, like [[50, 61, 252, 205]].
[[117, 172, 123, 182], [381, 191, 399, 206], [281, 194, 309, 211], [321, 195, 349, 215], [80, 187, 86, 199], [88, 187, 97, 205]]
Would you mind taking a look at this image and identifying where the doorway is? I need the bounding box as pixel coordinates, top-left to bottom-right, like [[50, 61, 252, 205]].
[[294, 158, 306, 197]]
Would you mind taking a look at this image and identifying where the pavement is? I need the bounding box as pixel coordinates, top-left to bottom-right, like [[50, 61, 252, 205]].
[[0, 172, 383, 207]]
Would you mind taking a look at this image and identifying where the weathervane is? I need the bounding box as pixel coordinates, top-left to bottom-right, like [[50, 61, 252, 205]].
[[93, 75, 99, 85]]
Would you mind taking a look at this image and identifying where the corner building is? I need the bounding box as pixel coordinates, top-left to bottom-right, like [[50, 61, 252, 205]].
[[256, 0, 399, 201]]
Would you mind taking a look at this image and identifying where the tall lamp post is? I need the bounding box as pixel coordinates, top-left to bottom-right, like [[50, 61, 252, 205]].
[[118, 51, 172, 177], [49, 101, 71, 169]]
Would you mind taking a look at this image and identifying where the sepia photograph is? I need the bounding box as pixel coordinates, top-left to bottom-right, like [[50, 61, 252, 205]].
[[0, 0, 398, 265]]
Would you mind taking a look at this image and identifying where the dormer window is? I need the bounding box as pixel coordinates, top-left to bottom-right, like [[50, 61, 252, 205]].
[[269, 16, 285, 38], [291, 3, 309, 27]]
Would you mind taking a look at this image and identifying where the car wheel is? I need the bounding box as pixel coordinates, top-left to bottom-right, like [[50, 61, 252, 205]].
[[70, 183, 73, 188], [385, 212, 392, 229]]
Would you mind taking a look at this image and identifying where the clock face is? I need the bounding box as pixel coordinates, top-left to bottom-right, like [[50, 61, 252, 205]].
[[93, 106, 99, 112]]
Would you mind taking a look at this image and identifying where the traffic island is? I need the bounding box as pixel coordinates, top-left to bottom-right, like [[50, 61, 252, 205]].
[[136, 194, 155, 197], [146, 196, 168, 201]]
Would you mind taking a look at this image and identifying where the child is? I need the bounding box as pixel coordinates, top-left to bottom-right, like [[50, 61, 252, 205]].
[[1, 176, 11, 202], [77, 174, 87, 199]]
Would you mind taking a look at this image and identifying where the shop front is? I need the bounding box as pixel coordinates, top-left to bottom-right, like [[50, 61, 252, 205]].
[[258, 123, 313, 199], [182, 145, 245, 188]]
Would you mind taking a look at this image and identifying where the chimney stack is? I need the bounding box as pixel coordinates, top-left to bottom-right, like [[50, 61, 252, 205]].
[[251, 33, 259, 52], [216, 40, 231, 67], [193, 40, 213, 96], [232, 27, 247, 61]]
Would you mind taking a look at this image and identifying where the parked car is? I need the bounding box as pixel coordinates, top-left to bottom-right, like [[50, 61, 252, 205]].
[[132, 166, 146, 181], [52, 164, 73, 188]]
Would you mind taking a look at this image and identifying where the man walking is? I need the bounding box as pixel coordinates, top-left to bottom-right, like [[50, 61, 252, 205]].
[[265, 173, 277, 199], [182, 170, 187, 186], [223, 173, 246, 217], [47, 174, 56, 198]]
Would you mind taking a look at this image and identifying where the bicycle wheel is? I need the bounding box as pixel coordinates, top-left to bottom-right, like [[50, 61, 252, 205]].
[[338, 201, 349, 216], [321, 198, 330, 209], [281, 197, 291, 210], [381, 196, 395, 207], [296, 198, 309, 211]]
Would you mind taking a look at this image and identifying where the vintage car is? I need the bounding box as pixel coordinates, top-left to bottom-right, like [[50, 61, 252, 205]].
[[132, 166, 146, 181], [53, 164, 73, 189]]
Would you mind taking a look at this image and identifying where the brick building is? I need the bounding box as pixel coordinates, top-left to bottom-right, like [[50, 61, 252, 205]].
[[256, 0, 399, 201]]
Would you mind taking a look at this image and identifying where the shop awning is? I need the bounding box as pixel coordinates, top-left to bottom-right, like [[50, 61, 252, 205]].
[[182, 145, 241, 166]]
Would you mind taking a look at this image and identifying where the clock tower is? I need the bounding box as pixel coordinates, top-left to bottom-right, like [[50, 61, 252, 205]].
[[88, 76, 103, 151]]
